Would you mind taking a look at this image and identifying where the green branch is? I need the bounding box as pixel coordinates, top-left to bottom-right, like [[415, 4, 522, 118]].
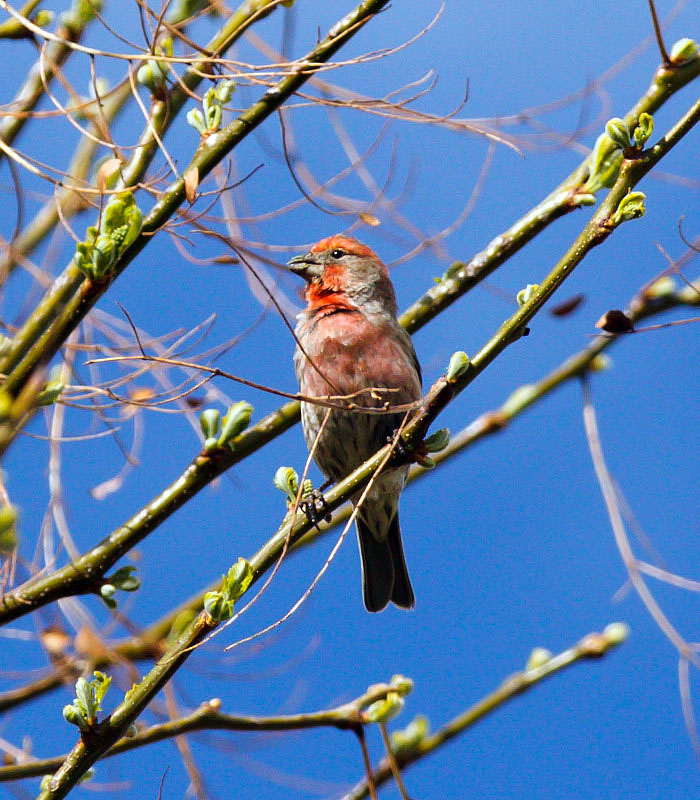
[[343, 625, 628, 799], [0, 681, 399, 781]]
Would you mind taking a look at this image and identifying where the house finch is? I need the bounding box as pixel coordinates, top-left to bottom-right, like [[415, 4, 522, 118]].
[[289, 235, 422, 612]]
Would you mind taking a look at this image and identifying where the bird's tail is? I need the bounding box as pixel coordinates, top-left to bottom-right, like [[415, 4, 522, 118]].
[[357, 513, 415, 612]]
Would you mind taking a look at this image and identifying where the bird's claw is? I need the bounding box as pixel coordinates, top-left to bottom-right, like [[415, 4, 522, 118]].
[[300, 489, 332, 531], [386, 430, 412, 461]]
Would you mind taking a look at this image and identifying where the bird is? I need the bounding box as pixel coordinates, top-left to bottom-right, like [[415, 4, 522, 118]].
[[288, 234, 422, 612]]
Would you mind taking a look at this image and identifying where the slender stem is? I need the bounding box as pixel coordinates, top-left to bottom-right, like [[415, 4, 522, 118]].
[[647, 0, 671, 65], [379, 723, 411, 800]]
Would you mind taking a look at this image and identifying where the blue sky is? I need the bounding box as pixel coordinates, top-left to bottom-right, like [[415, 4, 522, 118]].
[[1, 0, 699, 797]]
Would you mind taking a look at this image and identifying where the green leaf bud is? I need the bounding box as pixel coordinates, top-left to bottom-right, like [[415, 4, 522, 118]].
[[0, 508, 18, 552], [203, 590, 228, 622], [61, 0, 102, 32], [605, 117, 631, 150], [584, 131, 623, 193], [33, 10, 54, 27], [526, 647, 553, 670], [218, 401, 253, 446], [166, 0, 209, 24], [41, 775, 52, 791], [199, 408, 220, 439], [588, 354, 611, 373], [423, 428, 450, 453], [633, 113, 653, 148], [109, 565, 140, 592], [365, 691, 404, 724], [516, 284, 539, 306], [62, 704, 85, 728], [390, 715, 429, 756], [225, 557, 254, 602], [612, 191, 646, 225], [202, 87, 222, 131], [92, 234, 117, 277], [214, 80, 235, 104], [603, 621, 630, 645], [36, 379, 64, 407], [100, 583, 116, 600], [390, 674, 414, 695], [204, 559, 253, 622], [670, 38, 699, 64], [446, 351, 470, 382], [274, 466, 299, 504], [187, 107, 207, 135], [92, 671, 111, 706], [75, 677, 91, 717], [573, 192, 596, 207]]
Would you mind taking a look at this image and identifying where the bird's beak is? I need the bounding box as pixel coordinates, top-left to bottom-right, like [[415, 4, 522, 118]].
[[287, 251, 323, 282]]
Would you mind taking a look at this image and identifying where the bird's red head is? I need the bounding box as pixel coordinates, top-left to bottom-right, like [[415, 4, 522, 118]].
[[288, 235, 396, 317]]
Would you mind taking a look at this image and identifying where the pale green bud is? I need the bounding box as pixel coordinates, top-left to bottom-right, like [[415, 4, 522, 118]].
[[645, 275, 676, 299], [423, 428, 450, 453], [446, 351, 470, 382], [274, 466, 299, 504], [670, 38, 699, 64], [603, 621, 630, 645], [612, 191, 646, 225], [390, 715, 429, 756], [605, 117, 631, 150], [584, 132, 623, 193], [218, 401, 253, 446], [199, 408, 220, 439], [187, 107, 206, 135], [516, 284, 539, 306], [365, 691, 404, 724], [633, 113, 653, 148], [137, 60, 167, 93], [589, 354, 611, 372], [526, 647, 552, 670], [36, 379, 64, 407], [390, 674, 414, 695]]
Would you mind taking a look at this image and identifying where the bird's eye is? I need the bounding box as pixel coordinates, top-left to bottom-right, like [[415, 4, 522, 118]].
[[330, 249, 345, 259]]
